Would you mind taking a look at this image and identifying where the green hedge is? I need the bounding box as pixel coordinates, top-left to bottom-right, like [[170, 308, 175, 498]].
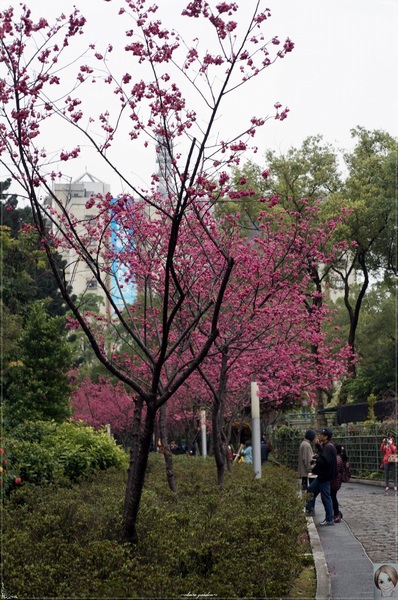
[[1, 420, 128, 495], [2, 456, 309, 598]]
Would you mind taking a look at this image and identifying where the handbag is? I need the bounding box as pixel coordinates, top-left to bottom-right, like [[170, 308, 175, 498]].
[[387, 454, 398, 463]]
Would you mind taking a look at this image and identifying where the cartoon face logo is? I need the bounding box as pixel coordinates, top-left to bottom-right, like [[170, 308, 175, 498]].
[[374, 564, 398, 598]]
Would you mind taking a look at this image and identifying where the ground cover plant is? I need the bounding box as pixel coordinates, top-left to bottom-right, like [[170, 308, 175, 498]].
[[2, 455, 310, 598]]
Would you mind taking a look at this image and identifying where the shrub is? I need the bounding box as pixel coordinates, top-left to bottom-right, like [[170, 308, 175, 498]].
[[3, 420, 128, 492], [0, 443, 22, 496], [2, 456, 308, 598]]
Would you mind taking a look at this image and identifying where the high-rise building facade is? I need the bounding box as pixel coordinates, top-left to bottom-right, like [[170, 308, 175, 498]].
[[45, 172, 111, 311]]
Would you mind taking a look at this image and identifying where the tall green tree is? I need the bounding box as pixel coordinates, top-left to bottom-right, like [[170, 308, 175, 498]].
[[331, 281, 396, 401], [215, 137, 346, 422], [5, 301, 72, 427], [0, 187, 69, 317], [0, 225, 40, 317], [226, 130, 397, 392], [0, 223, 86, 428], [326, 127, 397, 379], [0, 178, 33, 236], [215, 135, 342, 231], [264, 134, 342, 207]]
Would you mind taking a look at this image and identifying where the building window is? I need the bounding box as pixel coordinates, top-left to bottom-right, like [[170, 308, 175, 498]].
[[86, 279, 98, 290]]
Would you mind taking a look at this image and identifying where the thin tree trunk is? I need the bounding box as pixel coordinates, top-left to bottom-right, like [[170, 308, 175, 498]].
[[315, 388, 327, 428], [212, 398, 225, 486], [306, 266, 329, 425], [224, 420, 233, 472], [346, 258, 369, 378], [212, 353, 228, 486]]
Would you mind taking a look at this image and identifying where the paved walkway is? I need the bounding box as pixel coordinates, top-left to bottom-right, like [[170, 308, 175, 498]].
[[308, 480, 398, 600]]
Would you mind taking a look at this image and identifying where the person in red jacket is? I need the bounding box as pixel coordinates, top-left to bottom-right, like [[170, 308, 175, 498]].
[[380, 435, 397, 494]]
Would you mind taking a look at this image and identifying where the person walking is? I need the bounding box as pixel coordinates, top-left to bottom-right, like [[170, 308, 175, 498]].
[[298, 430, 317, 492], [305, 428, 337, 526], [380, 435, 397, 494], [330, 444, 344, 522]]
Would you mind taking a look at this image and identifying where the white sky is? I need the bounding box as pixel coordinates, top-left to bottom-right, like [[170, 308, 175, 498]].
[[4, 0, 398, 197]]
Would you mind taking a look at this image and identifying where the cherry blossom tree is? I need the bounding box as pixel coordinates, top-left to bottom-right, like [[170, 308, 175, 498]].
[[0, 1, 295, 542], [70, 373, 135, 449], [168, 201, 352, 484]]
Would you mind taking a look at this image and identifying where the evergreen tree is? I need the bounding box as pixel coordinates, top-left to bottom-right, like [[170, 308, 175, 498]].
[[0, 178, 33, 236], [5, 302, 72, 427], [0, 184, 69, 317]]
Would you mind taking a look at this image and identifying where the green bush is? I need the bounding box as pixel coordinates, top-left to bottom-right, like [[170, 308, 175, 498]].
[[3, 420, 128, 491], [2, 456, 308, 598]]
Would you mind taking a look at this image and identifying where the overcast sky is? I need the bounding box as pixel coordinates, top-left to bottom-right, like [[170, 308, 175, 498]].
[[5, 0, 398, 196]]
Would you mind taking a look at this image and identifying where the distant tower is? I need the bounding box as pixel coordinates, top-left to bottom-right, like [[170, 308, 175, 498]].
[[155, 134, 175, 198]]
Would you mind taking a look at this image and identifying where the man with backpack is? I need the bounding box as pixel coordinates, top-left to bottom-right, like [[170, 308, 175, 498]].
[[305, 428, 337, 526]]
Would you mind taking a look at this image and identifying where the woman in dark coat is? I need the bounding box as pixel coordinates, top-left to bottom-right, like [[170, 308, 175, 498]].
[[330, 444, 344, 522]]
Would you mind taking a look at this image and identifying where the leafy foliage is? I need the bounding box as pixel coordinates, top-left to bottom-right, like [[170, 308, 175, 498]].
[[2, 456, 307, 598], [0, 444, 22, 497], [0, 178, 33, 237], [4, 420, 127, 490], [5, 302, 73, 427], [0, 199, 68, 318], [0, 225, 38, 317], [335, 282, 396, 401]]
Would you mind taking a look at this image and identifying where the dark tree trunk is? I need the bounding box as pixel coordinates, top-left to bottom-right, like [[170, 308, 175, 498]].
[[123, 399, 157, 544], [123, 396, 143, 514], [224, 419, 233, 472], [315, 388, 327, 428], [305, 266, 328, 426], [211, 352, 228, 486], [212, 399, 225, 486], [338, 250, 370, 379]]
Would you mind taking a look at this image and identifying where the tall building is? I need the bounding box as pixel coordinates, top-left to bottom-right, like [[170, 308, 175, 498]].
[[45, 172, 136, 313], [44, 137, 193, 314]]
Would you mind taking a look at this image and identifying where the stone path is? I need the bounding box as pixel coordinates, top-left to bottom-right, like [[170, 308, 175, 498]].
[[332, 481, 398, 563], [309, 481, 398, 599]]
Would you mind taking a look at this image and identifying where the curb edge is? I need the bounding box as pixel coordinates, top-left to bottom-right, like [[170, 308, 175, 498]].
[[307, 517, 332, 600]]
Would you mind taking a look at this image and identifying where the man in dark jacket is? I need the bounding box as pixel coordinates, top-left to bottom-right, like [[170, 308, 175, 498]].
[[305, 428, 337, 526]]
